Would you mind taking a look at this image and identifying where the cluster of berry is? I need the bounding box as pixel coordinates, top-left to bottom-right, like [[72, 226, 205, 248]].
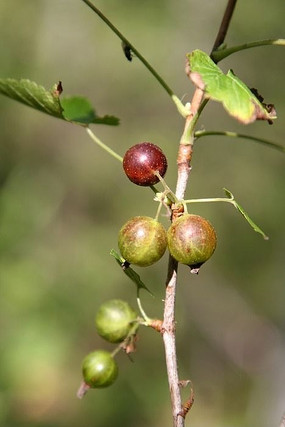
[[79, 142, 217, 394], [120, 142, 217, 272], [79, 300, 138, 394]]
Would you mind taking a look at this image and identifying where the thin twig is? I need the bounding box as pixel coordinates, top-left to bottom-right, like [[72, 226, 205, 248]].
[[81, 0, 174, 97], [211, 0, 238, 57]]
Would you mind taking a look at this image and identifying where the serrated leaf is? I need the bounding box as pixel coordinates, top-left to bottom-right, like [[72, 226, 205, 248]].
[[0, 78, 63, 118], [187, 50, 277, 124], [223, 188, 269, 240], [0, 78, 119, 126], [61, 96, 119, 125], [110, 249, 153, 295]]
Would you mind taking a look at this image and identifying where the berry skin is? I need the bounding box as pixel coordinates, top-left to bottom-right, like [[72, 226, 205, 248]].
[[123, 142, 167, 186], [167, 214, 217, 273], [82, 350, 118, 388], [118, 216, 167, 267], [95, 299, 138, 343]]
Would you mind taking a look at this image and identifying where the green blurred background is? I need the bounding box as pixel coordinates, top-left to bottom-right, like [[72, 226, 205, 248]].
[[0, 1, 285, 426]]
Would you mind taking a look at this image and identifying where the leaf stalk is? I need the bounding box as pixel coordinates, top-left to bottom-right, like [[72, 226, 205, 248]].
[[212, 38, 285, 62], [86, 127, 123, 162], [194, 130, 285, 153]]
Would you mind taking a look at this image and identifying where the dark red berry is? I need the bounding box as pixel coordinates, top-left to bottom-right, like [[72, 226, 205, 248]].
[[118, 216, 167, 267], [167, 214, 217, 274], [123, 142, 167, 186]]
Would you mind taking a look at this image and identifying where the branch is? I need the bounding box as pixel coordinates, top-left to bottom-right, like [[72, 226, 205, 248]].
[[211, 0, 238, 57], [162, 2, 239, 426], [81, 0, 175, 98], [162, 141, 194, 427], [161, 66, 198, 427], [162, 256, 183, 427]]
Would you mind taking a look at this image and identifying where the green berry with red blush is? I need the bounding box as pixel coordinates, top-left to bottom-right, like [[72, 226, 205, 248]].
[[167, 214, 217, 273], [118, 216, 167, 267]]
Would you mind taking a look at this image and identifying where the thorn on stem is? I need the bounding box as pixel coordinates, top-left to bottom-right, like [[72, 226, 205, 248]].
[[177, 380, 194, 419], [178, 379, 191, 388]]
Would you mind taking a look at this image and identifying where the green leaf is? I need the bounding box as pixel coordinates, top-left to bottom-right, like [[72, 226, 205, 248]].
[[110, 249, 153, 295], [61, 96, 119, 125], [223, 188, 269, 240], [0, 78, 63, 118], [61, 97, 96, 124], [187, 50, 277, 124], [0, 78, 119, 126]]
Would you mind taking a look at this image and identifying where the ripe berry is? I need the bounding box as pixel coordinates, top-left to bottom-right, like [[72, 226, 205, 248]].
[[118, 216, 167, 267], [95, 299, 138, 343], [167, 214, 217, 273], [123, 142, 167, 186], [82, 350, 118, 388]]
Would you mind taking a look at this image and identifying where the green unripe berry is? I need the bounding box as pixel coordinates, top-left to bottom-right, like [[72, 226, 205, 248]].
[[82, 350, 118, 388], [118, 216, 167, 267], [95, 299, 138, 343], [167, 214, 217, 273]]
